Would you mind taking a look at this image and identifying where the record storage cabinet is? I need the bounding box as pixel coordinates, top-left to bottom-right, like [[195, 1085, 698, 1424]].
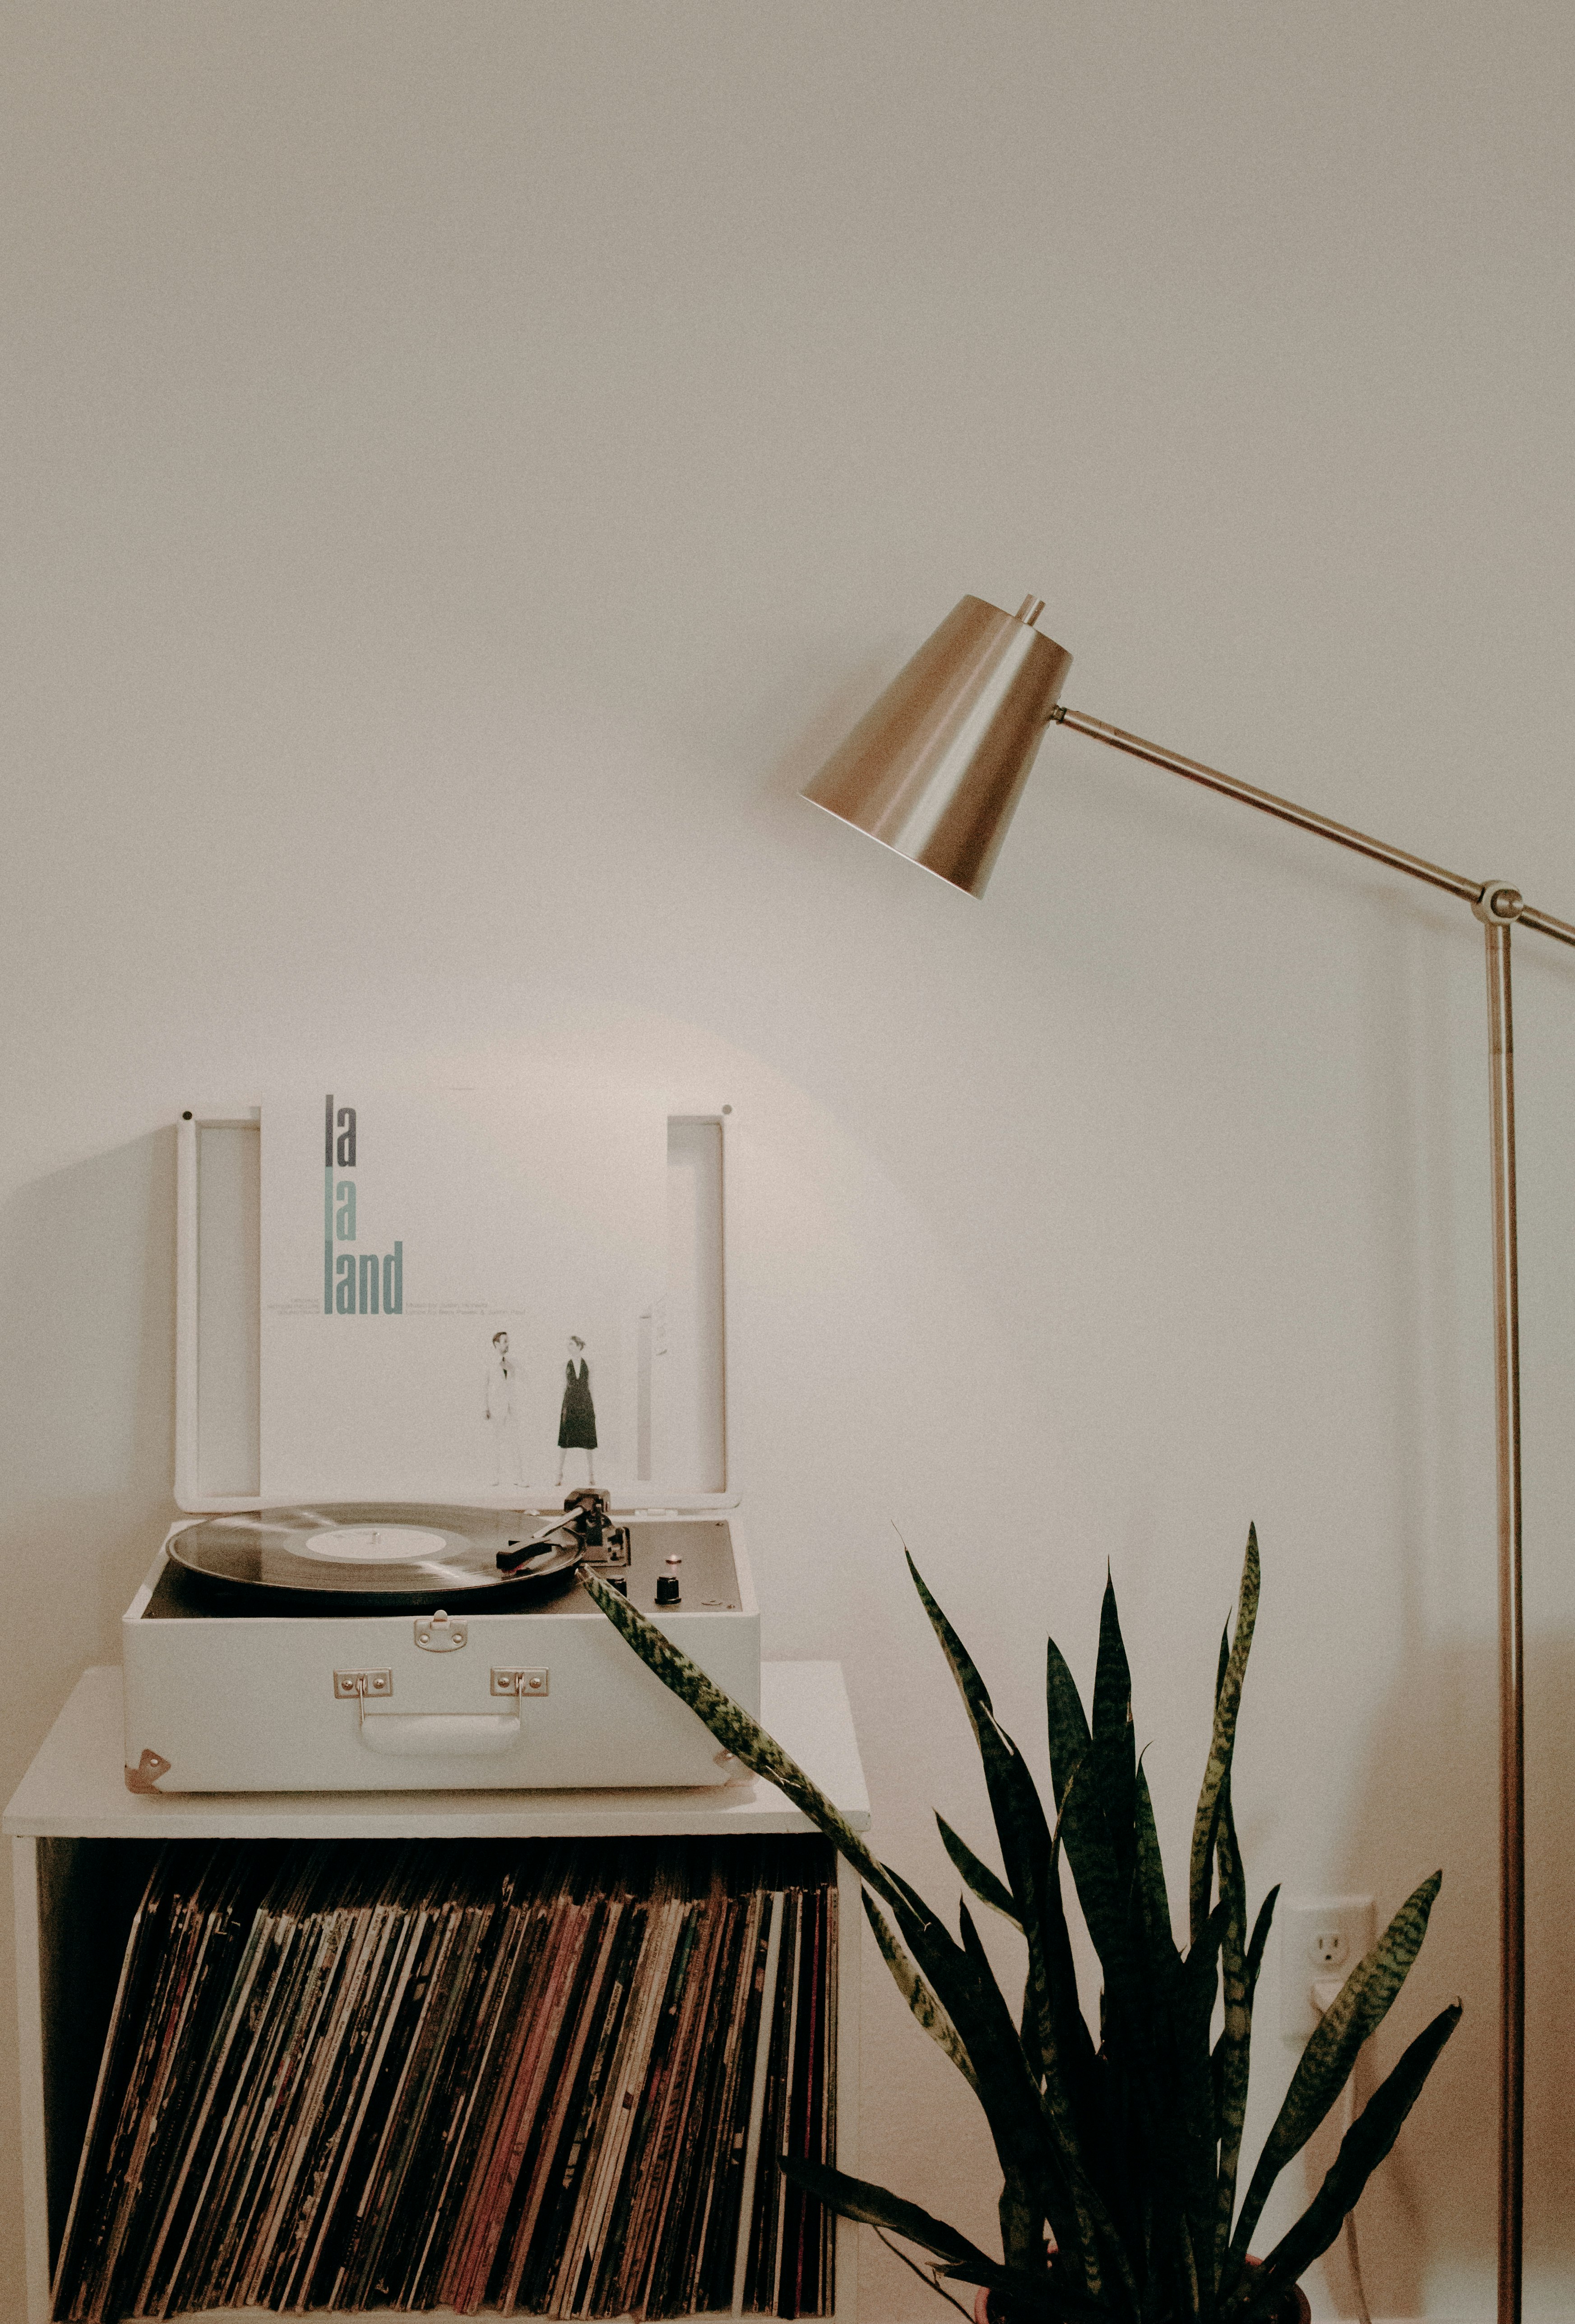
[[6, 1665, 866, 2324]]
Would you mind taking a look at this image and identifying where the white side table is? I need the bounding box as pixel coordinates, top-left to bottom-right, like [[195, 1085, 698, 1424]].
[[6, 1661, 869, 2324]]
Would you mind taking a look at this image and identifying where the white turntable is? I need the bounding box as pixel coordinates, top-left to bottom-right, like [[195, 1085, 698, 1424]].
[[121, 1109, 760, 1793]]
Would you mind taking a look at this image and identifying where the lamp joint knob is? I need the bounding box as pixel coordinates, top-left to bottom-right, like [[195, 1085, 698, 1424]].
[[1473, 882, 1524, 925]]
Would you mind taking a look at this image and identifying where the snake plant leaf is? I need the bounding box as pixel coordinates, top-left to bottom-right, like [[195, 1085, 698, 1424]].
[[1183, 1895, 1230, 2025], [1132, 1759, 1213, 2291], [1132, 1760, 1173, 1962], [1229, 1869, 1444, 2267], [884, 1886, 1065, 2195], [1046, 1637, 1093, 1813], [1192, 1617, 1232, 1917], [950, 1900, 1131, 2300], [862, 1889, 980, 2091], [577, 1568, 907, 1907], [938, 1815, 1022, 1927], [875, 1857, 1072, 2170], [778, 2153, 1101, 2324], [1245, 1885, 1280, 1998], [1190, 1529, 1260, 1950], [1030, 1778, 1101, 2111], [1040, 1759, 1164, 2302], [957, 1895, 1031, 2017], [775, 2156, 1002, 2277], [875, 1879, 1098, 2287], [1092, 1572, 1135, 1753], [1211, 1783, 1253, 2284], [1225, 2001, 1463, 2322], [906, 1557, 1096, 2123], [881, 1856, 953, 1938], [1090, 1576, 1138, 1903], [1040, 1734, 1156, 2172], [903, 1552, 1013, 1753], [905, 1555, 1055, 1913], [781, 2152, 1109, 2324], [956, 1896, 1049, 2104], [1054, 1747, 1148, 2042], [1135, 1758, 1204, 2189]]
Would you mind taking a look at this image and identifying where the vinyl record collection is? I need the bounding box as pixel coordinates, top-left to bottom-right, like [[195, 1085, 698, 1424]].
[[52, 1835, 837, 2322]]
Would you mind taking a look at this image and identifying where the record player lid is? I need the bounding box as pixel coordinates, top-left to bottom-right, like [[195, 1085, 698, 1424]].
[[176, 1112, 732, 1514]]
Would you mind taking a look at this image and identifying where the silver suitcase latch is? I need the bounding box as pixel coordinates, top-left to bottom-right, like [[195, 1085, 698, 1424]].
[[491, 1668, 549, 1698], [414, 1609, 467, 1652], [333, 1669, 392, 1700]]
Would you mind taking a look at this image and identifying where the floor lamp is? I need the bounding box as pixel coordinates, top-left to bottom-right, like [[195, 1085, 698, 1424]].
[[801, 591, 1573, 2324]]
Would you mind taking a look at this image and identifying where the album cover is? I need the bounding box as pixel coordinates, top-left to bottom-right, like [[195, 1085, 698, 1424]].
[[259, 1088, 666, 1503]]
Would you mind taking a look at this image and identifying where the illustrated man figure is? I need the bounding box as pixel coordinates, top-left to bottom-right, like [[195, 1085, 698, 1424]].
[[485, 1330, 525, 1489]]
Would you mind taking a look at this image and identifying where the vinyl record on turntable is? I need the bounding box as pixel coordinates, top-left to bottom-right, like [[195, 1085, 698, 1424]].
[[168, 1504, 584, 1607]]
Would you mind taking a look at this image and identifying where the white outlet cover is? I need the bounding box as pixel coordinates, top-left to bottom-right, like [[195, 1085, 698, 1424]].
[[1280, 1894, 1376, 2038]]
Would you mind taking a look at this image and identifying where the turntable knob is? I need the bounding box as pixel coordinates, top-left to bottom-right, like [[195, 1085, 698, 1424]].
[[655, 1574, 681, 1608]]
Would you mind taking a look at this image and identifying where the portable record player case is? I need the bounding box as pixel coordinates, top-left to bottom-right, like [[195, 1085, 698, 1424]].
[[123, 1112, 761, 1793]]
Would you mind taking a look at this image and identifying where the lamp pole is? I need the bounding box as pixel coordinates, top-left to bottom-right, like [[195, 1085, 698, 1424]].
[[1482, 917, 1525, 2324], [803, 593, 1575, 2324]]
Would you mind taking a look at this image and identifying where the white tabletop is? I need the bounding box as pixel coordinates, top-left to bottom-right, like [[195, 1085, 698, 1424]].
[[3, 1661, 871, 1840]]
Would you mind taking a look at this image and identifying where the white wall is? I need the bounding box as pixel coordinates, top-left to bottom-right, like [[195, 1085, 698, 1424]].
[[3, 5, 1573, 2316]]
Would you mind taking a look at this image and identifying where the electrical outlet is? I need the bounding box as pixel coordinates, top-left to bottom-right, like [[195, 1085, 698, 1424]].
[[1280, 1895, 1375, 2038]]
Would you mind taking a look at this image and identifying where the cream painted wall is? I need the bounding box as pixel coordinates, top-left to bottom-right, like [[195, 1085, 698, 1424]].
[[3, 4, 1573, 2317]]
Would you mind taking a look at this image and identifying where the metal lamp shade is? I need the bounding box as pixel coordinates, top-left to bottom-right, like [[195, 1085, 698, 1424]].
[[801, 595, 1073, 896]]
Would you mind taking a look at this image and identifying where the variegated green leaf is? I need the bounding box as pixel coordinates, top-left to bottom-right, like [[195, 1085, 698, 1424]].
[[579, 1568, 904, 1908], [862, 1889, 979, 2092], [908, 1557, 1096, 2136], [1089, 1576, 1137, 1910], [937, 1815, 1021, 1927], [1092, 1571, 1134, 1752], [905, 1556, 1054, 1914], [1137, 1762, 1216, 2306], [882, 1887, 1065, 2191], [775, 2157, 1002, 2278], [1132, 1759, 1173, 1959], [1225, 2002, 1462, 2321], [871, 1870, 1101, 2292], [1185, 1897, 1230, 2026], [1190, 1530, 1260, 1949], [948, 1900, 1128, 2303], [1245, 1885, 1279, 1999], [1229, 1869, 1443, 2267], [1046, 1638, 1092, 1812], [1053, 1746, 1149, 2055], [1211, 1783, 1252, 2288]]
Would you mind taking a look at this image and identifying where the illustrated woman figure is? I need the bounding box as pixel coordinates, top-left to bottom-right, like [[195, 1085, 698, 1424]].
[[485, 1330, 525, 1489], [556, 1335, 597, 1486]]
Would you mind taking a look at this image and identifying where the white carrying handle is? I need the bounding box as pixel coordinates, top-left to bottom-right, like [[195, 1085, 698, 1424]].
[[358, 1710, 521, 1757]]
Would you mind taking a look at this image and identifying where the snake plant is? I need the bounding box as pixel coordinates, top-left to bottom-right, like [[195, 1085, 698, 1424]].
[[583, 1529, 1459, 2324]]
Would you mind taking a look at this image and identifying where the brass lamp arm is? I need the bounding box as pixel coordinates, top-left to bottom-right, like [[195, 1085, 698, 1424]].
[[1052, 702, 1575, 948]]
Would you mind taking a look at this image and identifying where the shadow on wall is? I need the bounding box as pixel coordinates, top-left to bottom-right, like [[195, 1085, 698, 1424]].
[[0, 1127, 180, 1777], [1306, 1637, 1575, 2319]]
